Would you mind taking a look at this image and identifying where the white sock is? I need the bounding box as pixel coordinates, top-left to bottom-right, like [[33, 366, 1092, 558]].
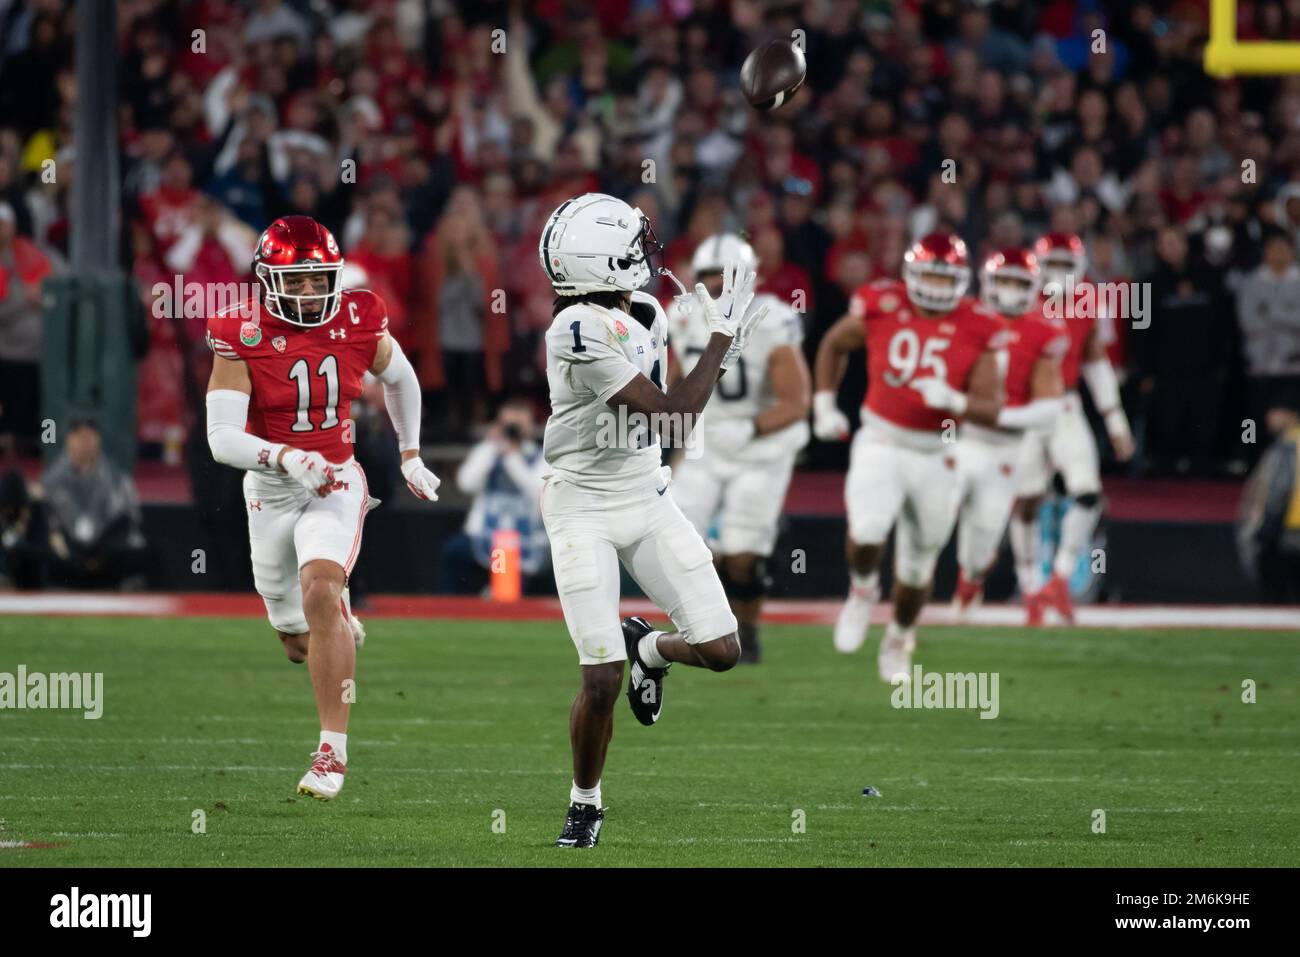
[[1009, 515, 1039, 595], [1054, 501, 1101, 579], [884, 620, 916, 651], [849, 569, 880, 597], [638, 632, 670, 669], [319, 730, 348, 765], [570, 780, 601, 808]]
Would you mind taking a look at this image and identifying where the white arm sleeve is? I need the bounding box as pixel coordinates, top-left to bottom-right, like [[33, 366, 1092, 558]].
[[375, 336, 422, 453], [996, 396, 1064, 431], [206, 389, 283, 472], [1080, 359, 1121, 413]]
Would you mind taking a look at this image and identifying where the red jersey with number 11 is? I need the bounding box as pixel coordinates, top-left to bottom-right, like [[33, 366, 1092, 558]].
[[848, 280, 1007, 433], [206, 289, 389, 465]]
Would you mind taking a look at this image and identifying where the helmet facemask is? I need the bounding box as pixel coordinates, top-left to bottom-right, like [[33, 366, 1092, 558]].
[[613, 213, 661, 286], [1039, 251, 1086, 291], [983, 268, 1040, 315], [903, 260, 969, 312], [257, 261, 344, 327]]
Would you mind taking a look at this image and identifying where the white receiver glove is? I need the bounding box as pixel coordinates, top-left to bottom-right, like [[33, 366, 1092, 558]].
[[283, 449, 335, 497], [695, 259, 757, 339], [720, 302, 771, 372], [401, 457, 441, 501], [813, 391, 851, 441], [909, 377, 968, 415]]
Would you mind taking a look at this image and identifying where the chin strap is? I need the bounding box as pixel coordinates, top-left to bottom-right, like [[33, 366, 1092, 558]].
[[658, 266, 689, 297]]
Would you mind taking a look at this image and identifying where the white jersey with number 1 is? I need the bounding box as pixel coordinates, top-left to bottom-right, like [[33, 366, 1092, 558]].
[[542, 290, 669, 492]]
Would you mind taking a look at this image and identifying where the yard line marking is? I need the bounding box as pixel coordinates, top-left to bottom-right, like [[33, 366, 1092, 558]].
[[1, 593, 1296, 630]]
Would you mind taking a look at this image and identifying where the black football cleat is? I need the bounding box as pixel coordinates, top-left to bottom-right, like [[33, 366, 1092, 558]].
[[622, 615, 668, 726], [555, 802, 604, 848]]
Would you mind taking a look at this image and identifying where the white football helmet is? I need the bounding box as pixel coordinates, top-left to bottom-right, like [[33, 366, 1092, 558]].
[[538, 193, 662, 296], [691, 233, 758, 277]]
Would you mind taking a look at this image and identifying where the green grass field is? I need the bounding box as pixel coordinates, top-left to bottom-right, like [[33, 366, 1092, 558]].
[[1, 614, 1296, 866]]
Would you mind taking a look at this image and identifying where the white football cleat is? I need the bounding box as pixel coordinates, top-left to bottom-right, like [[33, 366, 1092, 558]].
[[833, 588, 874, 653], [348, 615, 365, 649], [877, 623, 916, 683], [296, 743, 347, 800]]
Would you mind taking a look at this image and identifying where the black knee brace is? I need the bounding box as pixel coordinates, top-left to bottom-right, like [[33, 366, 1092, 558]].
[[721, 557, 772, 601]]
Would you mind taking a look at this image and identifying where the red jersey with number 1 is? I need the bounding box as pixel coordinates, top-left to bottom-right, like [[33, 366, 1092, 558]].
[[1038, 292, 1096, 389], [1003, 311, 1070, 407], [848, 280, 1007, 432], [206, 289, 389, 465]]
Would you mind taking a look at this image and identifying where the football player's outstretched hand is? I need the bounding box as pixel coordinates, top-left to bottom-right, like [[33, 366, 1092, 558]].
[[697, 259, 757, 340], [721, 303, 770, 371], [401, 457, 441, 501], [283, 450, 335, 497], [812, 391, 851, 441], [909, 377, 968, 414]]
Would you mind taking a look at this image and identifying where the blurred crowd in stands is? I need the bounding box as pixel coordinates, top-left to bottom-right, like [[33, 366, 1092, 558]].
[[2, 0, 1300, 592]]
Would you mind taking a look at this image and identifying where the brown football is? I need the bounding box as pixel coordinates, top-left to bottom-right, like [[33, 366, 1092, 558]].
[[740, 39, 807, 112]]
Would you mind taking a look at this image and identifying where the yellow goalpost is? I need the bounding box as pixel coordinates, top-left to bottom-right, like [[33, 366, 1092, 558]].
[[1204, 0, 1300, 76]]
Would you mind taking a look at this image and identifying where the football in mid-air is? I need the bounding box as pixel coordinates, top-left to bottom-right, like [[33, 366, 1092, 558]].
[[740, 39, 807, 112]]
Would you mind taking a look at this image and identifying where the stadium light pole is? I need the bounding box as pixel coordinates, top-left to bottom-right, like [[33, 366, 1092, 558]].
[[72, 0, 120, 271], [46, 0, 135, 471]]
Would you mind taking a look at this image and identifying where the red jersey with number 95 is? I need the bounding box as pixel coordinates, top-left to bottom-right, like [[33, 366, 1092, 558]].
[[206, 288, 389, 465], [848, 279, 1008, 433]]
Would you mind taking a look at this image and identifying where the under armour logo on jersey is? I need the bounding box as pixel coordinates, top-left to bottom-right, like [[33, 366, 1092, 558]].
[[248, 500, 263, 511], [330, 328, 347, 339]]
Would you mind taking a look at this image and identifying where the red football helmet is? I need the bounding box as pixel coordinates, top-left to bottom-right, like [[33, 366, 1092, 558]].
[[1033, 232, 1087, 289], [902, 232, 970, 312], [981, 247, 1041, 316], [253, 216, 344, 327]]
